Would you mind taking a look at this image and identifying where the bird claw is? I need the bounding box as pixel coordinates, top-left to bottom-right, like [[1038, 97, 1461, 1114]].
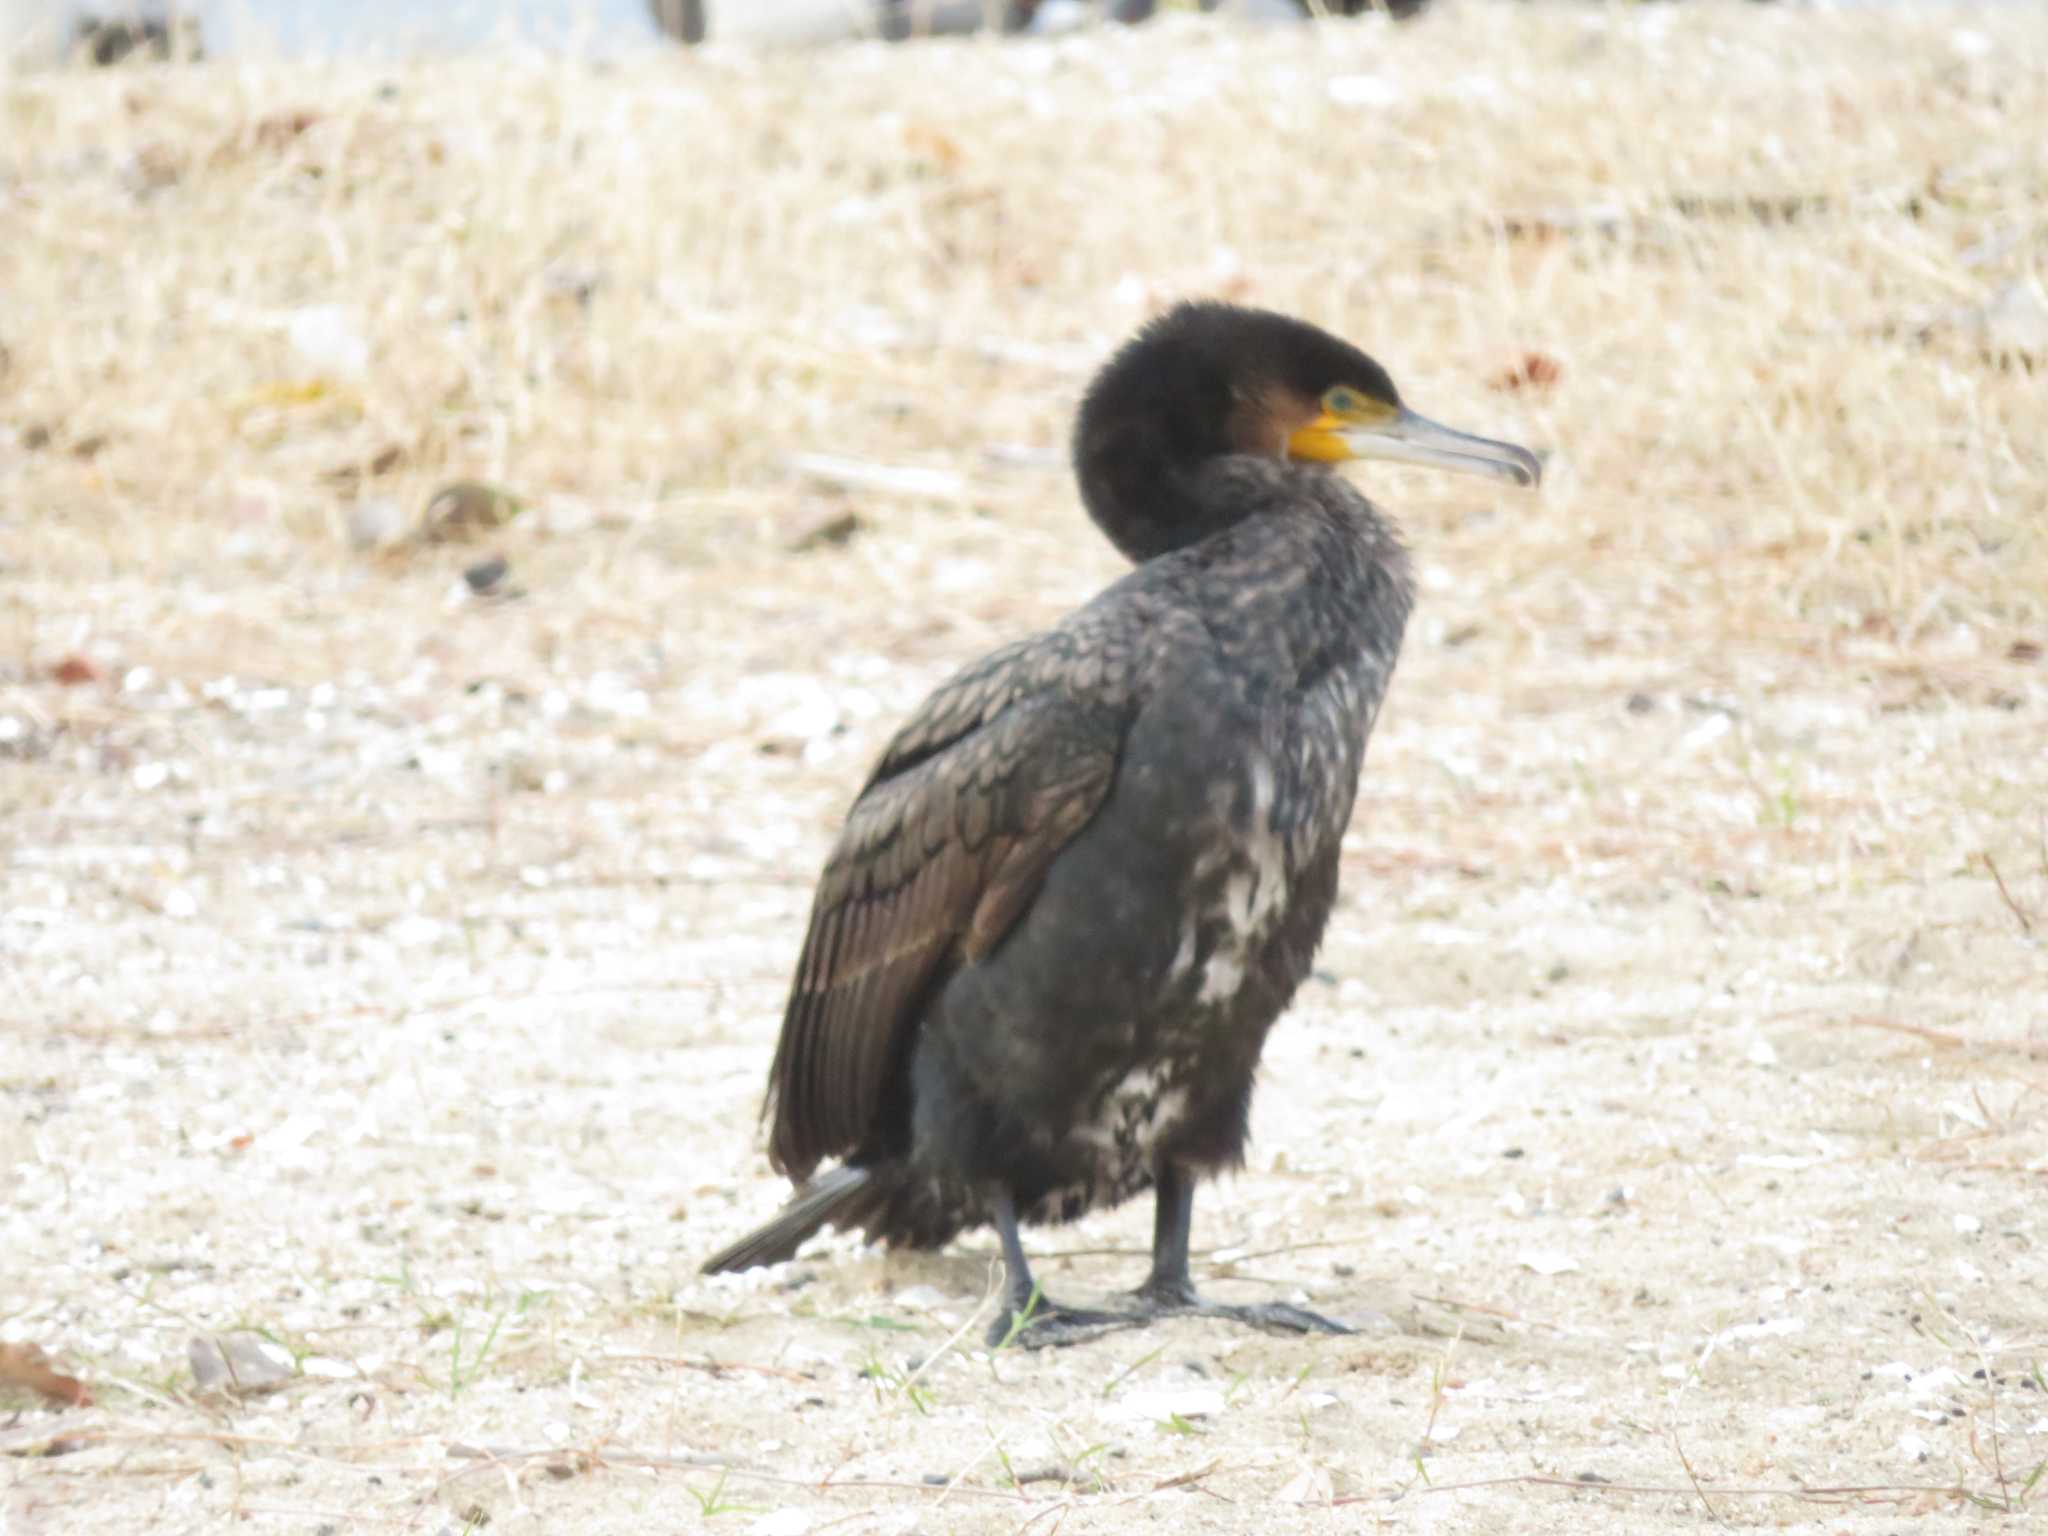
[[984, 1281, 1353, 1347], [1126, 1281, 1353, 1337]]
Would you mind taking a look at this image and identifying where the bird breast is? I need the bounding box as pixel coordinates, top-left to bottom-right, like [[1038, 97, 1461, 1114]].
[[1188, 751, 1288, 1007], [1070, 750, 1298, 1166]]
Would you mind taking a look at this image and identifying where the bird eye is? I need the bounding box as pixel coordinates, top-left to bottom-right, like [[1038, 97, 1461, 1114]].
[[1326, 387, 1359, 415]]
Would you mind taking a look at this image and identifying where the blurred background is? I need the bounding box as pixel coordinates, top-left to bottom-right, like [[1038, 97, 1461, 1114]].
[[18, 0, 1411, 60], [2, 2, 2044, 1532]]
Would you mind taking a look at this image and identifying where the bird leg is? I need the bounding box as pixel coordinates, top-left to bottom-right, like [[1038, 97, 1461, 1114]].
[[985, 1189, 1132, 1349], [1128, 1162, 1352, 1336]]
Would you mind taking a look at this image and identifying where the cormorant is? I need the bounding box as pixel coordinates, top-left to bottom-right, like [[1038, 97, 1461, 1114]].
[[704, 302, 1538, 1345]]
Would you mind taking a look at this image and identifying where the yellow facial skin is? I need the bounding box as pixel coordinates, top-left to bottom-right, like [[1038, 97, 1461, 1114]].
[[1285, 387, 1398, 463], [1286, 385, 1543, 489]]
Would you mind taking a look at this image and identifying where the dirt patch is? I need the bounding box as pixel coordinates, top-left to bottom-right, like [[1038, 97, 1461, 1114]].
[[2, 8, 2044, 1532]]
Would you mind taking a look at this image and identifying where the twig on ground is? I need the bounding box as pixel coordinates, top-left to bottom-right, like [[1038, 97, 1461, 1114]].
[[1411, 1293, 1569, 1332], [447, 1440, 725, 1473], [1979, 851, 2036, 936], [1670, 1428, 1729, 1527], [905, 1257, 1002, 1401], [1013, 1501, 1073, 1536], [445, 1440, 1033, 1502], [1361, 1474, 1998, 1507], [607, 1353, 812, 1383], [1824, 1015, 2048, 1062], [236, 1507, 421, 1527], [70, 1426, 436, 1464], [1146, 1458, 1224, 1495]]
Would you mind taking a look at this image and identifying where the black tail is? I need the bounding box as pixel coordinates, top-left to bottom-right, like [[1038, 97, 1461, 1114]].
[[701, 1166, 880, 1274]]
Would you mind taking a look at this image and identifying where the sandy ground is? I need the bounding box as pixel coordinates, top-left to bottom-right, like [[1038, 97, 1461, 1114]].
[[3, 6, 2046, 1533]]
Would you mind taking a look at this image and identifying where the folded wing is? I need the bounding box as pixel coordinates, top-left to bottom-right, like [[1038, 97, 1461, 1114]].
[[764, 627, 1136, 1180]]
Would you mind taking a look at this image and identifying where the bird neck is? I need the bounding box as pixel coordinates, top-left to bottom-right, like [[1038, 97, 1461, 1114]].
[[1194, 469, 1415, 683], [1075, 430, 1257, 564]]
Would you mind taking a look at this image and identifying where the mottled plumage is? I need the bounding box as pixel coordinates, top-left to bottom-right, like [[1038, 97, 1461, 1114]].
[[704, 303, 1538, 1343]]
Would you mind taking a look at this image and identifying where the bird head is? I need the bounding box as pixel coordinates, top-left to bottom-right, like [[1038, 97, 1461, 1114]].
[[1075, 302, 1540, 562], [1217, 308, 1541, 488]]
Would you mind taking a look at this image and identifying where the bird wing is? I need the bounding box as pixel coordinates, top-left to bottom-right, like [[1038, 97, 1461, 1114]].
[[762, 627, 1135, 1181]]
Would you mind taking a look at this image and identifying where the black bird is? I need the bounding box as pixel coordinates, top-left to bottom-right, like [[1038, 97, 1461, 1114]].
[[704, 302, 1538, 1345]]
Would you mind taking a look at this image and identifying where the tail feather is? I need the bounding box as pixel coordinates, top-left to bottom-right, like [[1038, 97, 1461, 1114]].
[[701, 1166, 880, 1274]]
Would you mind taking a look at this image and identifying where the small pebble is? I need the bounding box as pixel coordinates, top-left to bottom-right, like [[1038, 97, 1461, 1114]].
[[422, 481, 524, 543], [464, 555, 511, 595], [786, 508, 863, 553], [347, 498, 405, 551]]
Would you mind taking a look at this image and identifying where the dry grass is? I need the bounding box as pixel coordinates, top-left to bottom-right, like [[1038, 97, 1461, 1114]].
[[2, 6, 2046, 1533]]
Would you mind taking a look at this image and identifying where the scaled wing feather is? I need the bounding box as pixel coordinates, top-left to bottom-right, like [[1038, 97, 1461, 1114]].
[[763, 630, 1131, 1180]]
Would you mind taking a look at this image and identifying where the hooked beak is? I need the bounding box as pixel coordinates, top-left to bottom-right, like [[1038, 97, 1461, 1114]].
[[1291, 406, 1542, 489]]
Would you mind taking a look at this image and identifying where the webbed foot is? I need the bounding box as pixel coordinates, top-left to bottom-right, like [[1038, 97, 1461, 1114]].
[[987, 1294, 1136, 1350], [1129, 1276, 1353, 1336]]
